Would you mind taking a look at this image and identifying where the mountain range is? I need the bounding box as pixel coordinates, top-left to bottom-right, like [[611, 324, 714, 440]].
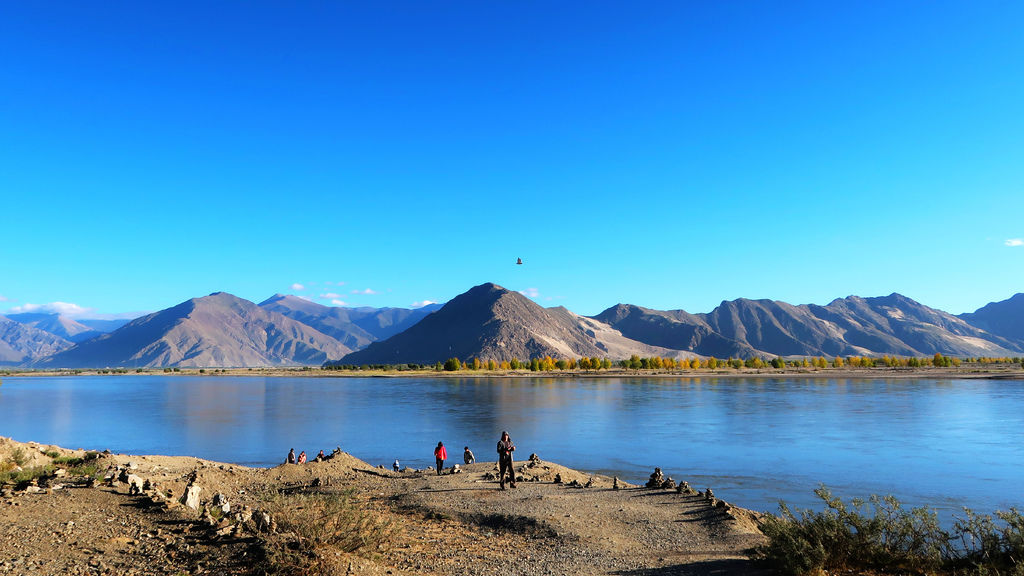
[[2, 283, 1022, 368]]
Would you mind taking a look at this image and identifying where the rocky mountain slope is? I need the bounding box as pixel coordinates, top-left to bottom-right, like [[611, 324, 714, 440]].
[[258, 294, 439, 349], [337, 283, 688, 365], [5, 312, 104, 343], [32, 293, 352, 368], [0, 317, 72, 366], [959, 293, 1024, 344], [6, 286, 1023, 368], [596, 293, 1023, 358]]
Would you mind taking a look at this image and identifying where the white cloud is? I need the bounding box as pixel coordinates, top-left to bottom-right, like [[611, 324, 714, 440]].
[[319, 292, 342, 299], [1006, 238, 1024, 247], [0, 294, 8, 302], [412, 300, 437, 308], [351, 288, 377, 295], [9, 301, 93, 317], [291, 283, 306, 291], [331, 299, 347, 306], [519, 288, 540, 298]]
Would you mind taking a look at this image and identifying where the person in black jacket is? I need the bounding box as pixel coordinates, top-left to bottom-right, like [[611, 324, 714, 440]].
[[496, 431, 516, 489]]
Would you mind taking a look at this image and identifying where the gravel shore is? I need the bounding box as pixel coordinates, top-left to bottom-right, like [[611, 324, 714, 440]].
[[1, 437, 769, 575]]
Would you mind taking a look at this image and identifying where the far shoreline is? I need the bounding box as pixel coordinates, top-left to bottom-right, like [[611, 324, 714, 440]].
[[3, 364, 1023, 380]]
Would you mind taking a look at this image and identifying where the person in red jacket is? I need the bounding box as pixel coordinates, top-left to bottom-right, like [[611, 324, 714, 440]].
[[434, 441, 447, 475]]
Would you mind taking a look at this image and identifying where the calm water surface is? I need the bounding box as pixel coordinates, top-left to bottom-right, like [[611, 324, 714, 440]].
[[2, 375, 1023, 516]]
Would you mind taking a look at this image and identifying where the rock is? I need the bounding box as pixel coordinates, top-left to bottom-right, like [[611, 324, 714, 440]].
[[677, 481, 694, 495], [704, 487, 715, 501], [529, 453, 540, 463], [234, 506, 253, 524], [553, 473, 562, 484], [613, 477, 620, 491], [212, 493, 230, 514], [311, 477, 322, 487], [125, 474, 145, 495], [450, 464, 461, 474], [253, 510, 275, 533], [645, 467, 665, 488], [200, 506, 215, 527], [180, 484, 202, 510], [584, 477, 594, 488], [482, 472, 496, 481], [661, 477, 676, 490], [53, 468, 67, 478]]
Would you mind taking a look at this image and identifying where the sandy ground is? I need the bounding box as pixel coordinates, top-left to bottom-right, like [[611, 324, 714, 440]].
[[1, 437, 770, 576]]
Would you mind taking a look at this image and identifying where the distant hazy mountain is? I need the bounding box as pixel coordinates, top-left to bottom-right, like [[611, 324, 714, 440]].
[[34, 292, 352, 368], [0, 317, 73, 365], [258, 295, 440, 349], [76, 318, 134, 333], [336, 283, 688, 365], [6, 312, 104, 343], [959, 293, 1024, 345], [596, 293, 1023, 358]]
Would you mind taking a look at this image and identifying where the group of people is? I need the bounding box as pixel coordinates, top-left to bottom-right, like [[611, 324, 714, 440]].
[[431, 431, 517, 489], [285, 448, 327, 464], [286, 432, 519, 490]]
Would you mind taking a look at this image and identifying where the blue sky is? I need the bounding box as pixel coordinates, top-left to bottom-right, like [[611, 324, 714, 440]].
[[1, 1, 1021, 319]]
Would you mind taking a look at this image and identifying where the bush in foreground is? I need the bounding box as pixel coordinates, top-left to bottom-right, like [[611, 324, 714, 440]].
[[755, 486, 1024, 575], [256, 490, 397, 576]]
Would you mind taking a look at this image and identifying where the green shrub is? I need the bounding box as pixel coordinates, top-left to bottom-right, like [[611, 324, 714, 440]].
[[10, 448, 28, 466], [52, 455, 84, 466], [756, 487, 1024, 576]]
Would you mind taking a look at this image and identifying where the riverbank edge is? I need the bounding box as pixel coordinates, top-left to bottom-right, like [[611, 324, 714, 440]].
[[3, 365, 1023, 379]]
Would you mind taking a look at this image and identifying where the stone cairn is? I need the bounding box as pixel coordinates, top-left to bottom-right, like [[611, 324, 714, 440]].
[[645, 467, 665, 488], [676, 481, 696, 495]]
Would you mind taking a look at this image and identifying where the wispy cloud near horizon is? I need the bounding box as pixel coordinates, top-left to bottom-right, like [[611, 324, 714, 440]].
[[8, 301, 93, 317], [319, 292, 342, 299], [412, 300, 437, 308], [519, 287, 540, 299], [1006, 238, 1024, 247], [331, 299, 347, 306], [351, 288, 377, 295], [290, 283, 306, 291]]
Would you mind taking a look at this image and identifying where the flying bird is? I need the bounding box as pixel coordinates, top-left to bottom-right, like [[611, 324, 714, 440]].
[[516, 257, 523, 265]]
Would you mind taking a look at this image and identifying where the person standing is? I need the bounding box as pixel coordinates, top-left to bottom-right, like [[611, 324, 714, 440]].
[[434, 441, 447, 475], [496, 431, 516, 489], [463, 446, 476, 465]]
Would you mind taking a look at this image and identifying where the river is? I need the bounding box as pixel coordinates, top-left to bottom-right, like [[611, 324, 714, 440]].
[[2, 375, 1022, 517]]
